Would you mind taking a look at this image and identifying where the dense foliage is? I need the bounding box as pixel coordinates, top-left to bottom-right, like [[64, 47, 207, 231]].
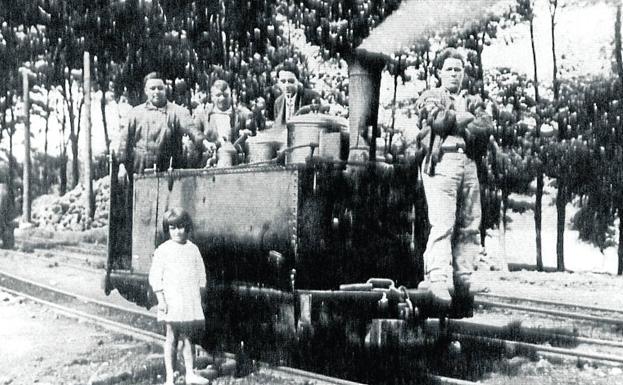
[[0, 0, 622, 273]]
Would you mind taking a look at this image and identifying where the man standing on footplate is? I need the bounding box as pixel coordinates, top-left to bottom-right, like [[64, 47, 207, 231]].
[[414, 48, 494, 305]]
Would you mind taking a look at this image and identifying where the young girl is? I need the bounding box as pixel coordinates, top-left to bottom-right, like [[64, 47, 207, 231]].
[[149, 207, 209, 385]]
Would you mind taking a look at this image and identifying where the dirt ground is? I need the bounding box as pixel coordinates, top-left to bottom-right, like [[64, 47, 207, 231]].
[[0, 290, 160, 385], [1, 225, 623, 384]]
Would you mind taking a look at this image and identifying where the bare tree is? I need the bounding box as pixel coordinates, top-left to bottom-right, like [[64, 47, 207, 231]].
[[548, 0, 565, 272]]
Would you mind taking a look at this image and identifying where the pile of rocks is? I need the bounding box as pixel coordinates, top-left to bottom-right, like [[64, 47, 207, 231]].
[[31, 177, 110, 231]]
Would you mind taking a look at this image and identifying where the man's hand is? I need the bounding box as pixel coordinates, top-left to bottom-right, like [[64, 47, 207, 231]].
[[431, 109, 457, 136], [455, 111, 475, 131]]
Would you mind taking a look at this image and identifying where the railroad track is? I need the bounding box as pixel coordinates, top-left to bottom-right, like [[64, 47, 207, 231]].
[[475, 292, 623, 328], [16, 236, 107, 257], [432, 319, 623, 366], [2, 247, 104, 275], [7, 243, 622, 378], [11, 236, 107, 272], [0, 269, 477, 385]]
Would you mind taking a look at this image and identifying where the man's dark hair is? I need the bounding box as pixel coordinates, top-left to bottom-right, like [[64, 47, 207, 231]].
[[275, 62, 300, 80], [434, 48, 465, 70], [143, 72, 164, 88]]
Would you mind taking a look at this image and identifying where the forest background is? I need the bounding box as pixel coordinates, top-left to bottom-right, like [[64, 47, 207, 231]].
[[1, 0, 622, 275]]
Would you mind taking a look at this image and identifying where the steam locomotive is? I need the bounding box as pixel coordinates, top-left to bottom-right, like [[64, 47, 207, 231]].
[[103, 112, 474, 356]]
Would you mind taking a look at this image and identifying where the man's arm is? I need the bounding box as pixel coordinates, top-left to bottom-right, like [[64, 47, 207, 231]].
[[177, 106, 207, 151], [116, 109, 137, 180], [117, 110, 136, 164], [464, 94, 495, 138]]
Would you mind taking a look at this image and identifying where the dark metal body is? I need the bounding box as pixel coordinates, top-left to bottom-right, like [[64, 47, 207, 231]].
[[106, 160, 428, 300], [105, 159, 471, 355]]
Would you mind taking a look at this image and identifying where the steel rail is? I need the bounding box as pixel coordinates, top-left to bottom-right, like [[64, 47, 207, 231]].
[[0, 285, 164, 344], [15, 237, 107, 257], [474, 298, 623, 326], [3, 248, 104, 274], [5, 245, 106, 271], [478, 292, 623, 316], [0, 270, 476, 385], [446, 319, 623, 349], [0, 269, 154, 317], [16, 245, 107, 265], [453, 332, 623, 365], [427, 319, 623, 365], [0, 284, 364, 385]]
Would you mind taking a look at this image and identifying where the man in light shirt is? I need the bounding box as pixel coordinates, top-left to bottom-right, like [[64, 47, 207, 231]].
[[413, 48, 494, 306], [193, 80, 255, 166]]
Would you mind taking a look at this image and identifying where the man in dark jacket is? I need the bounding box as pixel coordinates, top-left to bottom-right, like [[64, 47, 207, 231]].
[[268, 63, 320, 131]]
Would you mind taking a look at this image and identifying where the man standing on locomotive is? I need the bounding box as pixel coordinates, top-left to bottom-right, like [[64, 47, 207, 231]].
[[117, 72, 210, 180], [414, 48, 494, 305], [193, 79, 256, 166]]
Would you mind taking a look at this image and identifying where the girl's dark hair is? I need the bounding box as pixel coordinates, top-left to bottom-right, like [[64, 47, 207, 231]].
[[162, 207, 193, 236]]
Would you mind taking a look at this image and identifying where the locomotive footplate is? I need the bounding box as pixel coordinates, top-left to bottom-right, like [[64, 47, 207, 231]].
[[294, 278, 474, 348]]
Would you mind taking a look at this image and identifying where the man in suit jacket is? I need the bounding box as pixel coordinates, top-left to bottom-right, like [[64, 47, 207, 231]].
[[269, 64, 320, 131]]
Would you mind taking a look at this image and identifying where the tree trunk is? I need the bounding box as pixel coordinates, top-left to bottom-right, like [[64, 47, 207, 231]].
[[63, 78, 79, 189], [556, 186, 566, 271], [43, 90, 50, 194], [530, 18, 540, 103], [550, 3, 559, 100], [71, 130, 79, 188], [499, 190, 507, 268], [60, 112, 67, 196], [83, 52, 95, 220], [535, 172, 544, 271], [618, 207, 623, 275], [71, 98, 84, 189], [84, 52, 94, 222], [60, 149, 68, 195], [529, 14, 544, 271], [7, 101, 15, 200], [98, 60, 111, 156], [550, 0, 564, 270], [615, 5, 623, 83], [616, 7, 623, 276], [101, 85, 110, 155], [22, 70, 31, 224]]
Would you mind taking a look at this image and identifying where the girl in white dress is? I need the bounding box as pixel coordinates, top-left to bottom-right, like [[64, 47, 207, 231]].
[[149, 208, 209, 385]]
